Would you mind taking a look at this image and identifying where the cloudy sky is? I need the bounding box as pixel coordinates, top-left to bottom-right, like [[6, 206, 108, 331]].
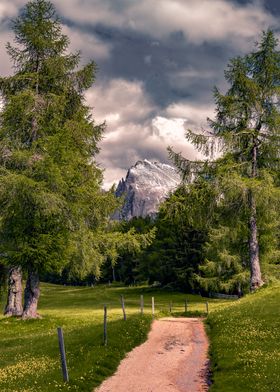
[[1, 0, 280, 188]]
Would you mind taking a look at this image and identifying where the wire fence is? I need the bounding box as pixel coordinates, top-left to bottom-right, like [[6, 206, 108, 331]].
[[57, 294, 210, 382]]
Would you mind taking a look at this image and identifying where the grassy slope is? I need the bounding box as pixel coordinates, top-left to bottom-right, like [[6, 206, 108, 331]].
[[207, 283, 280, 392], [0, 283, 225, 392]]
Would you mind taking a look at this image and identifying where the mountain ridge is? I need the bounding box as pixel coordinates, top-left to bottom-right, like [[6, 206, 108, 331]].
[[114, 159, 181, 220]]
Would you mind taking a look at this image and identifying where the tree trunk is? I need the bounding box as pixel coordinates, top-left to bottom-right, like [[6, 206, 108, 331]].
[[22, 270, 41, 319], [249, 190, 263, 290], [4, 266, 23, 317], [249, 143, 264, 291], [112, 266, 116, 282]]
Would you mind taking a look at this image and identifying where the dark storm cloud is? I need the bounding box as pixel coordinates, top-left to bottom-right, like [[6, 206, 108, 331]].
[[93, 26, 230, 107], [59, 0, 278, 116], [1, 0, 279, 187]]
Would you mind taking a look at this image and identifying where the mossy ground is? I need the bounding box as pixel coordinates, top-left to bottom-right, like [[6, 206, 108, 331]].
[[207, 283, 280, 392], [0, 283, 226, 392]]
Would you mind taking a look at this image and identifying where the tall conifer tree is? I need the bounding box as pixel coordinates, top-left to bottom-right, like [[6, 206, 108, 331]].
[[0, 0, 116, 318], [170, 31, 280, 291]]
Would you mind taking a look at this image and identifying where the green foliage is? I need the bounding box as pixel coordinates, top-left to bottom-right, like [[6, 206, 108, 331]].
[[110, 185, 211, 291], [65, 226, 156, 282], [0, 0, 154, 287], [200, 31, 280, 171], [145, 185, 209, 291], [196, 164, 280, 293], [169, 31, 280, 291], [99, 217, 153, 284], [0, 171, 70, 272]]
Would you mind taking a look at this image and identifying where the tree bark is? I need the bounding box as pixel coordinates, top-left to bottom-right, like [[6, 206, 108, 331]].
[[249, 191, 263, 290], [22, 270, 41, 319], [112, 266, 116, 282], [4, 266, 23, 317], [249, 143, 264, 291]]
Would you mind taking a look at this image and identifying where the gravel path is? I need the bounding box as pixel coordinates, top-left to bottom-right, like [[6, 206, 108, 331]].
[[94, 317, 209, 392]]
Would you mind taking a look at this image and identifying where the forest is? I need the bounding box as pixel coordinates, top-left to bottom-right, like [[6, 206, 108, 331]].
[[0, 0, 279, 321]]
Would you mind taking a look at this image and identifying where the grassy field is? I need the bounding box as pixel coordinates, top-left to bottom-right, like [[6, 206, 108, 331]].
[[2, 281, 279, 392], [0, 282, 226, 392], [207, 283, 280, 392]]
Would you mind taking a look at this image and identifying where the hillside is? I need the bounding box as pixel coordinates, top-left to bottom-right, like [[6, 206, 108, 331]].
[[207, 283, 280, 391], [1, 281, 280, 391], [0, 283, 223, 392]]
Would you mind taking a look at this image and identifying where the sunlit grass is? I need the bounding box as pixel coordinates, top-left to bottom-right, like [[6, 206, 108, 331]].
[[0, 282, 226, 392], [207, 283, 280, 392]]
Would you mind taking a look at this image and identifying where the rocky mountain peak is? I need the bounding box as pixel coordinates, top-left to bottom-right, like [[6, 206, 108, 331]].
[[114, 159, 181, 220]]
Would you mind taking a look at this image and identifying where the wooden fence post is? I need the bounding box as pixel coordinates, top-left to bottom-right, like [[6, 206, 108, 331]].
[[152, 297, 155, 317], [57, 327, 69, 382], [140, 295, 144, 315], [185, 298, 188, 313], [169, 301, 172, 313], [120, 295, 127, 321], [104, 305, 108, 346]]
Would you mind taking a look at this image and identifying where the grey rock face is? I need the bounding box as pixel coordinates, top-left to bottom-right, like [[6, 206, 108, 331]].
[[115, 159, 181, 220]]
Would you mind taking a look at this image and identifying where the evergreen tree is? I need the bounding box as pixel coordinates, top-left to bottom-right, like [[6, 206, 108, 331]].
[[98, 224, 156, 283], [196, 164, 280, 294], [149, 183, 212, 291], [0, 0, 117, 318], [170, 31, 280, 291], [109, 217, 157, 285], [113, 184, 211, 291]]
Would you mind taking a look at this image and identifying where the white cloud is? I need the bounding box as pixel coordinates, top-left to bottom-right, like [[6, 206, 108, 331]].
[[0, 1, 277, 69], [0, 30, 14, 76], [62, 25, 111, 61], [151, 115, 206, 159], [53, 0, 275, 47], [53, 0, 128, 30], [86, 79, 157, 187], [1, 0, 275, 74], [101, 166, 128, 191], [165, 102, 215, 128], [0, 0, 25, 21], [131, 0, 275, 45], [86, 79, 212, 189], [85, 78, 156, 126]]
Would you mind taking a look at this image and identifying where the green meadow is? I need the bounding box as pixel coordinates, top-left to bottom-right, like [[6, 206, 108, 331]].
[[1, 282, 279, 392], [207, 283, 280, 392], [0, 283, 225, 392]]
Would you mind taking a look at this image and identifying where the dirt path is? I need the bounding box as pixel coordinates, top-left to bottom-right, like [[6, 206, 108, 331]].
[[94, 317, 209, 392]]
